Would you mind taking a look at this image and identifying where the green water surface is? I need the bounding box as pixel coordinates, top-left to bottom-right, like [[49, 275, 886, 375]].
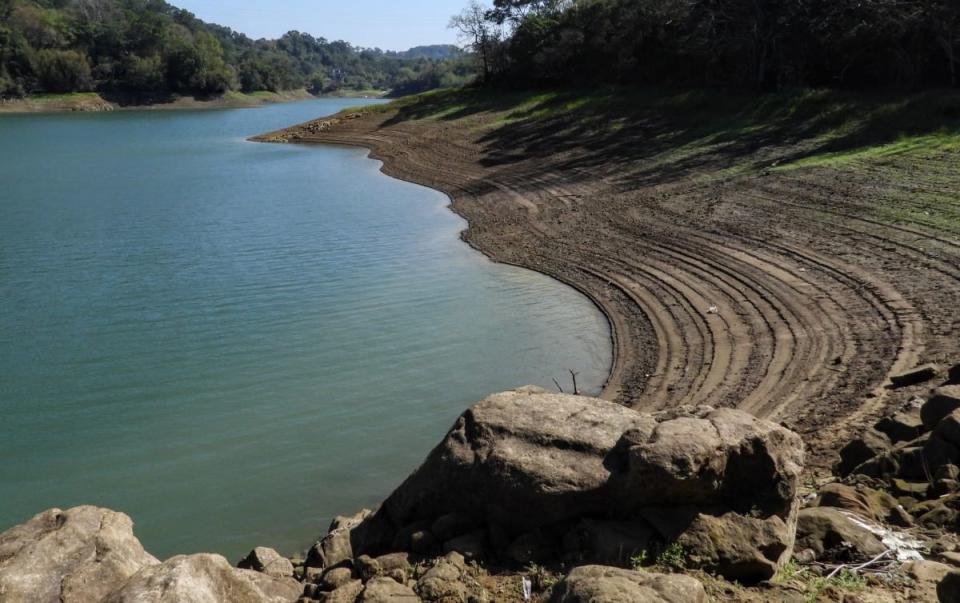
[[0, 99, 611, 561]]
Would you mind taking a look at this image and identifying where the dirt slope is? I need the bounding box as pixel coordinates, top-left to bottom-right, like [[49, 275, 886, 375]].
[[254, 91, 960, 465]]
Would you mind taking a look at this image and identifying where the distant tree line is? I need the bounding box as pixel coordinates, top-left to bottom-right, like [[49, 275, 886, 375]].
[[451, 0, 960, 90], [0, 0, 473, 99]]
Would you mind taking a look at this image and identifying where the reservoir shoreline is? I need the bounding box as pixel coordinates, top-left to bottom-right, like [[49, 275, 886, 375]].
[[252, 93, 960, 468], [0, 89, 384, 115], [310, 140, 621, 399]]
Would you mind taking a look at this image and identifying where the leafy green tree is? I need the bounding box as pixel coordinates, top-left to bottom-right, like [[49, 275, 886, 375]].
[[120, 54, 164, 91], [32, 48, 91, 91], [0, 0, 474, 99]]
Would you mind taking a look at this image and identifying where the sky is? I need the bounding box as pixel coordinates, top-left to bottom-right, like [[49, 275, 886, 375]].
[[173, 0, 468, 51]]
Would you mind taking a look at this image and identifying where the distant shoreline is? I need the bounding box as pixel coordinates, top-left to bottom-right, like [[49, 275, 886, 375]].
[[0, 88, 387, 115]]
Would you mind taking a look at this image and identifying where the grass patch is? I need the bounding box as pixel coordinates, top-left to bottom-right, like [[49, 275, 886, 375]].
[[629, 543, 687, 573], [777, 129, 960, 169], [338, 85, 960, 207], [774, 561, 868, 603], [27, 92, 104, 103]]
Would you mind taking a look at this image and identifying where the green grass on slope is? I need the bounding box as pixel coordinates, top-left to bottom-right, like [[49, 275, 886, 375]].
[[365, 87, 960, 175], [342, 87, 960, 233], [25, 92, 105, 103]]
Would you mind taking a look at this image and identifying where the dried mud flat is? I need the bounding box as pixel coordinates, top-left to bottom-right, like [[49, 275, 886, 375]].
[[254, 95, 960, 467]]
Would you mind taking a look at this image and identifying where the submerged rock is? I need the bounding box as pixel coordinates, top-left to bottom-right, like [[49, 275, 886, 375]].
[[0, 506, 159, 603]]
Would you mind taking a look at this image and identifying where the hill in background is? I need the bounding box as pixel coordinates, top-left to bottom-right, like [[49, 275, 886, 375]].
[[0, 0, 474, 101]]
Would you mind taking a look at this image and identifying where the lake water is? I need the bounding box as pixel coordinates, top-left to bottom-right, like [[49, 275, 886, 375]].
[[0, 99, 611, 561]]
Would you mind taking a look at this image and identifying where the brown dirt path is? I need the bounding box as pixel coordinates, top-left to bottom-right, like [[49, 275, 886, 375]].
[[253, 98, 960, 465]]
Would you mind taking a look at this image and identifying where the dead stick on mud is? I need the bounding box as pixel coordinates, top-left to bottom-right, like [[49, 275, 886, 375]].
[[569, 370, 580, 395], [552, 378, 565, 393], [825, 550, 892, 579]]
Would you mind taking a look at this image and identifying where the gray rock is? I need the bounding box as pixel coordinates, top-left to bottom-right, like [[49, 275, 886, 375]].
[[356, 555, 380, 582], [319, 579, 363, 603], [922, 436, 960, 476], [875, 411, 924, 444], [358, 576, 420, 602], [937, 409, 960, 449], [104, 553, 301, 602], [374, 553, 410, 578], [677, 512, 792, 581], [836, 429, 891, 476], [320, 567, 354, 590], [549, 565, 706, 603], [890, 364, 940, 389], [815, 482, 912, 527], [239, 547, 295, 579], [937, 464, 960, 481], [373, 388, 802, 584], [0, 506, 159, 603], [924, 386, 960, 431], [795, 507, 886, 561], [307, 509, 391, 570], [414, 555, 466, 602]]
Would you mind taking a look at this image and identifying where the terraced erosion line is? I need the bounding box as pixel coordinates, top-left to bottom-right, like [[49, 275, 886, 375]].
[[252, 103, 960, 465]]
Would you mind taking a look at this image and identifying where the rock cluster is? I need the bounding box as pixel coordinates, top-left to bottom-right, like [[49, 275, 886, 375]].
[[835, 379, 960, 532], [304, 387, 804, 587], [0, 507, 300, 603], [0, 506, 159, 603], [0, 387, 809, 603]]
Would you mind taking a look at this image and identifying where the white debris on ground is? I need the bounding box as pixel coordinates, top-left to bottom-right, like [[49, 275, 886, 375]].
[[843, 511, 924, 562]]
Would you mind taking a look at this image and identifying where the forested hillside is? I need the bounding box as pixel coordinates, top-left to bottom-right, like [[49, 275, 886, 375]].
[[454, 0, 960, 90], [0, 0, 473, 99]]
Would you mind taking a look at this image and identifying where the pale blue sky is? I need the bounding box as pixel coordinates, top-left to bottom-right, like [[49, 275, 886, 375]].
[[174, 0, 469, 51]]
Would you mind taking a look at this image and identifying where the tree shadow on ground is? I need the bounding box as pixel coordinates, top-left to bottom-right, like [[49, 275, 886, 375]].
[[383, 87, 960, 192]]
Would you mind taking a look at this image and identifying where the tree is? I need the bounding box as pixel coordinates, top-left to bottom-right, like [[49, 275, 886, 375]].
[[926, 0, 960, 86], [32, 48, 91, 92], [450, 1, 503, 82], [120, 54, 164, 91], [488, 0, 570, 28]]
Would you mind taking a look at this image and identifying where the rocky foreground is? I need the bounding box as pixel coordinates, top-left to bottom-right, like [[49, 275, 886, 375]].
[[5, 385, 960, 601]]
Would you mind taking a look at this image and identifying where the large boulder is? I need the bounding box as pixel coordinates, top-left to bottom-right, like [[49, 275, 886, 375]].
[[348, 388, 804, 583], [0, 506, 159, 603], [549, 565, 706, 603], [103, 553, 300, 603]]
